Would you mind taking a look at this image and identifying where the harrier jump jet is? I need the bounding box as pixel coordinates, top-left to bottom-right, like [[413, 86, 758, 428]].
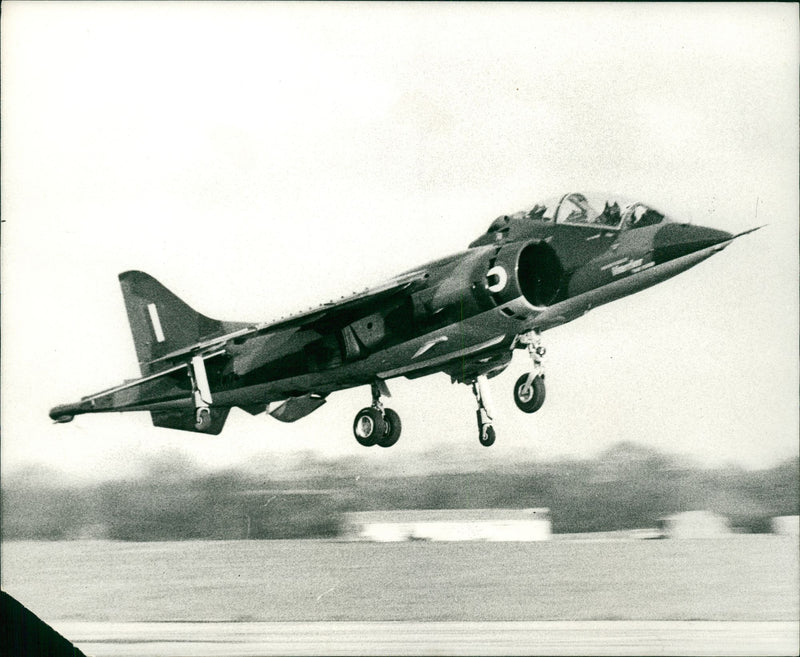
[[50, 193, 759, 446]]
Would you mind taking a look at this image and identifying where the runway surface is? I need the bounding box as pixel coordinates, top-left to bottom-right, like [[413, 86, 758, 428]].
[[52, 620, 798, 656], [6, 538, 798, 622]]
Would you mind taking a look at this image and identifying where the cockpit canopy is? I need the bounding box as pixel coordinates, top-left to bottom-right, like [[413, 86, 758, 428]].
[[486, 193, 669, 234]]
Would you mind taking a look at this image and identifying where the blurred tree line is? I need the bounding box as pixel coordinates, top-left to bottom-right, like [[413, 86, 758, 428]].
[[2, 443, 797, 540]]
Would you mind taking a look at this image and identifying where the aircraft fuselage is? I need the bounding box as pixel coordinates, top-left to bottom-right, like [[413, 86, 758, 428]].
[[50, 192, 752, 446]]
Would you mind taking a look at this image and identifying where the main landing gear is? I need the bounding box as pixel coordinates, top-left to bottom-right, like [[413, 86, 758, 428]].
[[353, 381, 402, 448]]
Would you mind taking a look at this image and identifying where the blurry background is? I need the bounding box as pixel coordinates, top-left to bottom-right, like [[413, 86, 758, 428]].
[[3, 445, 797, 541]]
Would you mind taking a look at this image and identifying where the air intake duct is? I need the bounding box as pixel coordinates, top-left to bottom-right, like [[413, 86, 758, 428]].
[[484, 240, 564, 308]]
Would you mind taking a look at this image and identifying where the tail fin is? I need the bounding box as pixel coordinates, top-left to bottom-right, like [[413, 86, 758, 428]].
[[119, 271, 238, 375]]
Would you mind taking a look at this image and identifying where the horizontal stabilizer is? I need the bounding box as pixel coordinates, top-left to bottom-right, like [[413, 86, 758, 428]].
[[151, 408, 230, 435], [49, 361, 191, 421]]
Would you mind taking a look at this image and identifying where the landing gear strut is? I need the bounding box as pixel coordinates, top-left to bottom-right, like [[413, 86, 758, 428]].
[[353, 381, 402, 448], [513, 330, 547, 413], [471, 375, 496, 447], [190, 355, 213, 431]]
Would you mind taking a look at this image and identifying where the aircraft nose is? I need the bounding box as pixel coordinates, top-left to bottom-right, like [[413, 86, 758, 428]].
[[653, 224, 733, 264]]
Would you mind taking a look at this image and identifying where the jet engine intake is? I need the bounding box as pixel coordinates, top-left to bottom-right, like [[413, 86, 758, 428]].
[[486, 241, 563, 308]]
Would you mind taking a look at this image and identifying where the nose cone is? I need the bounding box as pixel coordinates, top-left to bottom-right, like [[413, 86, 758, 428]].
[[653, 224, 733, 264]]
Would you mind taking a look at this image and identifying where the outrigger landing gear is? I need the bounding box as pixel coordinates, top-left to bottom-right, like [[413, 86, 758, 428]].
[[353, 380, 402, 448], [512, 330, 547, 414], [190, 355, 214, 432], [471, 375, 496, 447], [195, 404, 212, 431]]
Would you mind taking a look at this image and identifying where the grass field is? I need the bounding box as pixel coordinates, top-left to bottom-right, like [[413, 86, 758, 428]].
[[2, 536, 797, 623]]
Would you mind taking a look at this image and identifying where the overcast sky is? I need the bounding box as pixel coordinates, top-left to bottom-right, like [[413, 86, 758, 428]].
[[2, 2, 797, 480]]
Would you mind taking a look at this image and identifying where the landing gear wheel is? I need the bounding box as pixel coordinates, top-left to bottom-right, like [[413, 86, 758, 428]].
[[353, 407, 385, 447], [195, 407, 212, 431], [479, 423, 496, 447], [470, 376, 496, 447], [514, 374, 546, 413], [377, 408, 402, 448]]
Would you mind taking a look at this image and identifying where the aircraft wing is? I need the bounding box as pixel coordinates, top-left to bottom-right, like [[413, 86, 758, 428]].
[[144, 269, 428, 376]]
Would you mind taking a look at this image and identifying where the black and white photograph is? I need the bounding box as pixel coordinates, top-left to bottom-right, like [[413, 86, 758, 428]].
[[1, 2, 798, 655]]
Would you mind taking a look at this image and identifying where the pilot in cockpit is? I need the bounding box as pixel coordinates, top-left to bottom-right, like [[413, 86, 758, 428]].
[[527, 204, 547, 221], [627, 204, 665, 229], [597, 201, 621, 227]]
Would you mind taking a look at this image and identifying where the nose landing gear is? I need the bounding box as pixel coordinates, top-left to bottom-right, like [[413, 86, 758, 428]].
[[353, 381, 402, 448], [514, 375, 545, 413], [512, 330, 547, 413]]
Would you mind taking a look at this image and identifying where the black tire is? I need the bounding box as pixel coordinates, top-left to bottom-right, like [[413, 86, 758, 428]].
[[353, 407, 384, 446], [479, 424, 496, 447], [377, 408, 402, 448], [513, 374, 546, 413]]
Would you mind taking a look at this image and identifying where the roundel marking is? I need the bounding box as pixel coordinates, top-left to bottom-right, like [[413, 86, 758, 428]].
[[486, 265, 508, 293]]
